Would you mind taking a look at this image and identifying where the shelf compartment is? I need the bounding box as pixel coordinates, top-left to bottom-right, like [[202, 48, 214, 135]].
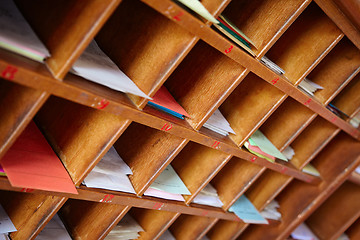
[[96, 0, 197, 107], [290, 116, 339, 169], [0, 79, 49, 159], [14, 0, 121, 79], [239, 132, 360, 239], [347, 218, 360, 240], [221, 0, 311, 56], [113, 122, 188, 195], [211, 157, 266, 210], [130, 208, 179, 240], [59, 199, 130, 240], [265, 2, 343, 84], [220, 72, 286, 146], [164, 40, 247, 130], [34, 96, 131, 185], [169, 215, 217, 240], [0, 190, 66, 240], [259, 97, 316, 150], [308, 38, 360, 104], [171, 141, 231, 204], [331, 73, 360, 117], [306, 181, 360, 240]]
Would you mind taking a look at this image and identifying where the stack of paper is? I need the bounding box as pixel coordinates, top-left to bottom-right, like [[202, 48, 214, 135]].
[[144, 165, 191, 201], [282, 146, 295, 161], [291, 223, 319, 240], [260, 56, 285, 75], [192, 184, 223, 207], [355, 166, 360, 175], [203, 109, 236, 136], [175, 0, 218, 24], [106, 214, 144, 240], [36, 214, 71, 240], [260, 200, 281, 221], [0, 205, 16, 239], [159, 230, 176, 240], [0, 0, 50, 62], [83, 146, 135, 194], [337, 233, 350, 240], [214, 14, 256, 56], [326, 103, 350, 121], [298, 78, 323, 96], [302, 164, 320, 177], [244, 130, 288, 163], [1, 121, 78, 194], [71, 40, 149, 99], [148, 86, 190, 119], [229, 195, 268, 224]]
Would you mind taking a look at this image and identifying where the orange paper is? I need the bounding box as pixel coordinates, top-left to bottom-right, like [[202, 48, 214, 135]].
[[1, 121, 78, 194]]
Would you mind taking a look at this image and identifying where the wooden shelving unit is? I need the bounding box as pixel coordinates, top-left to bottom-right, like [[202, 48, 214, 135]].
[[0, 0, 359, 239]]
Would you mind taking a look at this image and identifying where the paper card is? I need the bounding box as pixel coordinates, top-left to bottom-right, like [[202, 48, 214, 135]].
[[84, 171, 135, 194], [1, 121, 78, 194], [192, 192, 223, 207], [302, 164, 320, 177], [110, 214, 143, 234], [36, 214, 72, 240], [249, 130, 288, 161], [143, 187, 185, 202], [0, 0, 50, 62], [92, 146, 132, 176], [176, 0, 219, 24], [149, 86, 189, 118], [229, 195, 268, 224], [0, 234, 9, 240], [72, 40, 149, 99], [149, 165, 191, 195], [0, 205, 16, 234], [291, 223, 319, 240], [244, 141, 276, 162], [203, 109, 235, 135], [200, 184, 218, 197]]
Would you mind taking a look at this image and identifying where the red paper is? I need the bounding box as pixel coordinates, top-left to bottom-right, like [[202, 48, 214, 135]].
[[1, 121, 78, 194], [246, 142, 276, 161], [150, 86, 190, 117]]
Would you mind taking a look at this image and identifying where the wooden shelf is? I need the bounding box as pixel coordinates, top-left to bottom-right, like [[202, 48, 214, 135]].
[[0, 0, 359, 239]]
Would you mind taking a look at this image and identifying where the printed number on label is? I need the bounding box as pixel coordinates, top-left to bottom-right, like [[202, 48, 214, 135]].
[[2, 65, 18, 80]]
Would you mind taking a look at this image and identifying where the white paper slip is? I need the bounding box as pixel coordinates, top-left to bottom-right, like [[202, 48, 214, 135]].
[[337, 233, 350, 240], [84, 171, 136, 194], [176, 0, 219, 24], [0, 234, 9, 240], [144, 187, 185, 202], [291, 223, 319, 240], [260, 200, 281, 221], [159, 229, 176, 240], [35, 214, 71, 240], [111, 214, 143, 234], [282, 145, 295, 160], [200, 184, 218, 197], [203, 109, 235, 136], [149, 165, 191, 195], [72, 40, 150, 99], [192, 192, 223, 207], [0, 0, 50, 62], [0, 205, 16, 234], [93, 147, 132, 176]]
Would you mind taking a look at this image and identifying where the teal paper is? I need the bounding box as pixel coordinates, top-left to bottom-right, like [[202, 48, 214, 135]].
[[229, 195, 268, 224], [249, 130, 288, 161]]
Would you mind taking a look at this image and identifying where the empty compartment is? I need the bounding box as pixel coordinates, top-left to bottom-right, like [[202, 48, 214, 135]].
[[306, 181, 360, 240], [35, 96, 131, 185], [211, 157, 266, 209], [60, 199, 130, 240], [171, 141, 231, 204], [113, 122, 188, 195], [307, 38, 360, 104], [163, 40, 247, 130], [169, 215, 216, 240], [15, 0, 121, 78], [96, 0, 196, 107], [221, 0, 310, 55], [265, 2, 343, 84], [0, 79, 48, 159], [219, 72, 285, 145], [130, 207, 179, 240]]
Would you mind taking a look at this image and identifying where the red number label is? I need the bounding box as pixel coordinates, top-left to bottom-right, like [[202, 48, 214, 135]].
[[331, 116, 337, 123], [201, 210, 209, 216], [153, 202, 164, 210], [97, 99, 109, 109], [212, 141, 220, 149], [100, 194, 114, 203], [235, 216, 241, 222], [352, 129, 359, 137], [304, 98, 312, 106], [173, 12, 184, 21], [2, 65, 18, 80], [251, 156, 257, 162], [161, 123, 172, 131], [21, 188, 34, 193], [225, 45, 233, 54], [281, 167, 287, 174], [271, 78, 279, 85]]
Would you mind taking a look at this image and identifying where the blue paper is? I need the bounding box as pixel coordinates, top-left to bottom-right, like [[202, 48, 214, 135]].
[[229, 195, 268, 224]]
